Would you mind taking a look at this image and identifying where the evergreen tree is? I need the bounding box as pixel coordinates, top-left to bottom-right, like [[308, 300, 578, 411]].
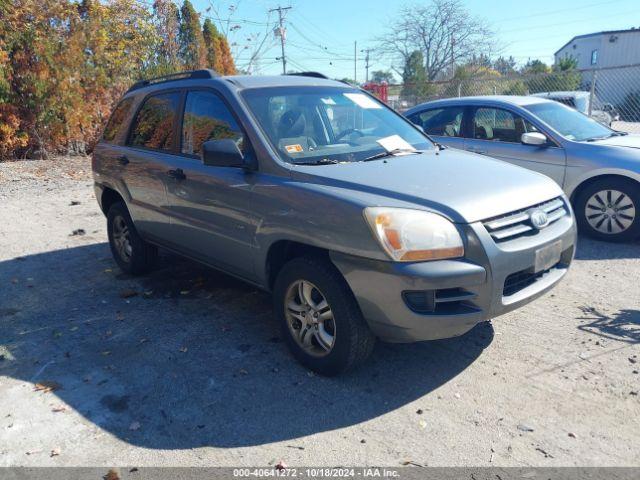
[[401, 51, 433, 102], [178, 0, 205, 69]]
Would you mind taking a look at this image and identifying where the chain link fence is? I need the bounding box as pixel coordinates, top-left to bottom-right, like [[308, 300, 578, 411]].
[[388, 64, 640, 134]]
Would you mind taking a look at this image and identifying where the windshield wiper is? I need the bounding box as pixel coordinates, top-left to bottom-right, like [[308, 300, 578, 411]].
[[362, 148, 422, 162], [291, 158, 340, 166], [585, 131, 629, 142]]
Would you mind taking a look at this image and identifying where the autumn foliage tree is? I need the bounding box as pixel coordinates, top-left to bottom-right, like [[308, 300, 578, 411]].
[[0, 0, 237, 160]]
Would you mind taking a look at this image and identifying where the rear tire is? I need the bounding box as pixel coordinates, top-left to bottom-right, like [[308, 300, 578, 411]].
[[273, 256, 376, 376], [107, 202, 157, 275], [574, 177, 639, 242]]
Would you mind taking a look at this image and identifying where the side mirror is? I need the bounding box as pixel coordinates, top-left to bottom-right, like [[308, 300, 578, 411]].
[[521, 132, 548, 146], [201, 139, 246, 168]]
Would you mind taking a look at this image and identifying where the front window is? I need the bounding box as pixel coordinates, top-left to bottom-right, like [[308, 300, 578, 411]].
[[471, 107, 538, 143], [409, 107, 464, 137], [591, 49, 598, 65], [181, 90, 244, 156], [241, 87, 433, 164], [525, 101, 612, 141]]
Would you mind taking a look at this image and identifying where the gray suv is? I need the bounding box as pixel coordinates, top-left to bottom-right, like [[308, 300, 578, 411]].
[[93, 70, 576, 375]]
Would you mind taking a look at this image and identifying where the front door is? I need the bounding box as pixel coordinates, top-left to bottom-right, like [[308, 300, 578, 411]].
[[164, 89, 257, 279], [464, 106, 566, 186]]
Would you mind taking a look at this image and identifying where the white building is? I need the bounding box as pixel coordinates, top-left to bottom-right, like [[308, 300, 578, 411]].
[[554, 29, 640, 111], [554, 28, 640, 69]]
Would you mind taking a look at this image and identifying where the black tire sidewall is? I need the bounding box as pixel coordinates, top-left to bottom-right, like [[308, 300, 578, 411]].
[[107, 202, 154, 274], [574, 178, 640, 242], [273, 257, 373, 376]]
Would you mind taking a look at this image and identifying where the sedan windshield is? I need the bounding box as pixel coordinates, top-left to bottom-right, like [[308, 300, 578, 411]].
[[524, 101, 613, 142], [241, 87, 433, 164]]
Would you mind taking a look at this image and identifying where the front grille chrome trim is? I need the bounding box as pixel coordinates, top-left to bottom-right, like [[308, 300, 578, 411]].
[[483, 197, 567, 242]]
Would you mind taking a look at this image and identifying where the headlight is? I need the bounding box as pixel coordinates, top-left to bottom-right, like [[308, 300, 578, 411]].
[[364, 207, 464, 262]]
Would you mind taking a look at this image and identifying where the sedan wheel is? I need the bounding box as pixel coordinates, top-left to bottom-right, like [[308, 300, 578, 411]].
[[284, 280, 336, 357], [584, 189, 636, 235], [575, 178, 640, 242]]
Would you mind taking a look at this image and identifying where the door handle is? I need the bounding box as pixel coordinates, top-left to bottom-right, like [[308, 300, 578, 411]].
[[117, 155, 129, 165], [166, 168, 186, 180]]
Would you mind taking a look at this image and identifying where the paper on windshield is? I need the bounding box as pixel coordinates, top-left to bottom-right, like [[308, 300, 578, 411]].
[[376, 135, 415, 153], [344, 93, 382, 109]]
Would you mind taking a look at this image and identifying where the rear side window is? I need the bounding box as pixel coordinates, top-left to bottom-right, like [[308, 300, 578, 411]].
[[409, 107, 464, 137], [129, 92, 181, 151], [103, 98, 133, 143], [181, 90, 244, 156]]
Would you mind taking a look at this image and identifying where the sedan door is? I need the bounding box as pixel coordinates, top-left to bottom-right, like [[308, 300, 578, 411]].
[[464, 106, 566, 186], [164, 89, 258, 279], [406, 106, 466, 150]]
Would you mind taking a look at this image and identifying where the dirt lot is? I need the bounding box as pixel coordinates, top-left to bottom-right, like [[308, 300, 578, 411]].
[[0, 157, 639, 467]]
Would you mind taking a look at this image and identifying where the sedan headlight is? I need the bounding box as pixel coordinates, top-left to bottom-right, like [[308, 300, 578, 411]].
[[364, 207, 464, 262]]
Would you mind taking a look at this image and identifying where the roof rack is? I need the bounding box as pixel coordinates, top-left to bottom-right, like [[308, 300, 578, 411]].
[[286, 71, 329, 79], [127, 69, 219, 93]]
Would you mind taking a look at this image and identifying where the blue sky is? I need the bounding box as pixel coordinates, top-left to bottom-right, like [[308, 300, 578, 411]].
[[191, 0, 640, 80]]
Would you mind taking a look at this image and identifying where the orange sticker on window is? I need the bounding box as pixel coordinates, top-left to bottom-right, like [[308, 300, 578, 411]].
[[285, 144, 304, 153]]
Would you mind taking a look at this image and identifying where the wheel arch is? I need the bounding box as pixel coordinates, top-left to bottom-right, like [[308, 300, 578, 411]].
[[264, 240, 330, 291], [568, 171, 640, 204], [100, 187, 126, 215]]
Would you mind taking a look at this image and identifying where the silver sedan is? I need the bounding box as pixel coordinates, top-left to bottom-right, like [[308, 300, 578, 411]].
[[406, 96, 640, 242]]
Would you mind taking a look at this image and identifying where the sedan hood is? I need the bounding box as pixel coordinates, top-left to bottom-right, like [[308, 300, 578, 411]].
[[292, 149, 563, 224], [589, 134, 640, 149]]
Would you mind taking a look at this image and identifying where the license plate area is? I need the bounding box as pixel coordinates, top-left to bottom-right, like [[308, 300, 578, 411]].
[[534, 240, 562, 273]]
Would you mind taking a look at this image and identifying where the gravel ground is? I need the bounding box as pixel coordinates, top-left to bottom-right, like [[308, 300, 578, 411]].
[[0, 157, 639, 467]]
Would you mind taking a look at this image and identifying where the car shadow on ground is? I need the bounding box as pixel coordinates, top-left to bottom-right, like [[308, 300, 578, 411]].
[[0, 243, 493, 449], [574, 237, 640, 261]]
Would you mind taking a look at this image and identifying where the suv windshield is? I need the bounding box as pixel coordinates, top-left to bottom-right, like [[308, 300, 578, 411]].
[[525, 101, 612, 142], [241, 87, 433, 164]]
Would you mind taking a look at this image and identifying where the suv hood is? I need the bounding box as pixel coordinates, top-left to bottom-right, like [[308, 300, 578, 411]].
[[588, 134, 640, 149], [292, 149, 562, 224]]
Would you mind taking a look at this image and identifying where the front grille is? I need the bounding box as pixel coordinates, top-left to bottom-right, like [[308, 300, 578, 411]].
[[483, 197, 567, 242], [403, 288, 481, 315], [503, 263, 559, 297]]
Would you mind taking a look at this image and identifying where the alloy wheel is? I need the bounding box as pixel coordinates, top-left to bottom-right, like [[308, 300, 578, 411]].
[[284, 280, 336, 357], [585, 189, 636, 235], [112, 215, 133, 262]]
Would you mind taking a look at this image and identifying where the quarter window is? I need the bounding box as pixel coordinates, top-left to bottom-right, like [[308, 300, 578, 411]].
[[129, 92, 181, 151], [409, 107, 464, 137], [181, 91, 244, 156], [103, 98, 134, 143], [472, 107, 537, 143]]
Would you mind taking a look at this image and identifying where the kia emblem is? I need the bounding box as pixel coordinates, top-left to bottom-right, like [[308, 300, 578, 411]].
[[530, 209, 549, 229]]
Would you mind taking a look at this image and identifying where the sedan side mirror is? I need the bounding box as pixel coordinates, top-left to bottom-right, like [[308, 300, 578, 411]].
[[521, 132, 548, 146], [201, 139, 246, 168]]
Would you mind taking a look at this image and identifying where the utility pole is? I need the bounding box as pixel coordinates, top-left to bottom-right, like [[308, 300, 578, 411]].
[[361, 48, 371, 82], [354, 41, 357, 83], [270, 6, 291, 75]]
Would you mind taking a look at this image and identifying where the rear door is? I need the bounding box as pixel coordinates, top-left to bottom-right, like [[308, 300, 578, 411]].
[[119, 90, 184, 240], [406, 106, 466, 150], [163, 88, 257, 279], [464, 106, 566, 186]]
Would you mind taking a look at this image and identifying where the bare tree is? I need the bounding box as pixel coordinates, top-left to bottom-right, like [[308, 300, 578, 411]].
[[203, 0, 277, 74], [377, 0, 495, 81]]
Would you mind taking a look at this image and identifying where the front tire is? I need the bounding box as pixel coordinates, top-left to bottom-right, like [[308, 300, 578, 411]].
[[574, 177, 639, 242], [107, 202, 157, 275], [273, 256, 376, 376]]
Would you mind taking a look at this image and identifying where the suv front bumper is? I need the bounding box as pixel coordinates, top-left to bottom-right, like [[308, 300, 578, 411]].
[[330, 213, 576, 343]]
